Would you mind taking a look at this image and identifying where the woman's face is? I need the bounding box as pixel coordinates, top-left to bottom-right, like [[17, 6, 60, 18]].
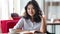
[[27, 4, 35, 17]]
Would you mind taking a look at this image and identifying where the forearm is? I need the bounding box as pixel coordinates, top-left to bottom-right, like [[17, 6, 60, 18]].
[[14, 28, 23, 32], [15, 29, 30, 32], [40, 16, 47, 33], [15, 29, 34, 34]]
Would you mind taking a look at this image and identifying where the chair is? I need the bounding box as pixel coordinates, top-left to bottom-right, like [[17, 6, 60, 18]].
[[7, 20, 18, 32], [1, 20, 12, 33], [1, 17, 21, 33]]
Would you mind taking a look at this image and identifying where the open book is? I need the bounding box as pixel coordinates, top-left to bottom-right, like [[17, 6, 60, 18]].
[[20, 30, 42, 34], [30, 30, 41, 33]]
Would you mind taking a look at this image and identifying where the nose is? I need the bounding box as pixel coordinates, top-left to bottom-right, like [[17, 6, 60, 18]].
[[30, 9, 33, 12]]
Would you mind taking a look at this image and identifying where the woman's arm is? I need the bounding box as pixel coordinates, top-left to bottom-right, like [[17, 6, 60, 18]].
[[40, 15, 47, 33], [14, 29, 34, 34], [13, 18, 24, 32], [15, 28, 23, 32]]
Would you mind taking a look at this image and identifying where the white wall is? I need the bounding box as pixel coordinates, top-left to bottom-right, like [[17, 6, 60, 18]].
[[0, 0, 2, 19], [0, 0, 14, 20], [1, 0, 9, 20], [9, 0, 13, 14], [13, 0, 20, 15]]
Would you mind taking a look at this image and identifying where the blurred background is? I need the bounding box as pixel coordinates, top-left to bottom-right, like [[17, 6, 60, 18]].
[[0, 0, 60, 34]]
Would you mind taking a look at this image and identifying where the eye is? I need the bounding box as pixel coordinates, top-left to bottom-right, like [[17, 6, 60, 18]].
[[27, 8, 30, 10], [32, 7, 34, 9]]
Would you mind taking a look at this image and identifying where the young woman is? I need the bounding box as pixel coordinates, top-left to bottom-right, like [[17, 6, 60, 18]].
[[13, 0, 47, 33]]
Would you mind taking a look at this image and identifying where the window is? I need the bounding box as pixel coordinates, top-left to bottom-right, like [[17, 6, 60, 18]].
[[45, 0, 60, 20]]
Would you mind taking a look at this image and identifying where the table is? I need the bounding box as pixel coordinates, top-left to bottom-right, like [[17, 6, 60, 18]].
[[47, 23, 60, 34]]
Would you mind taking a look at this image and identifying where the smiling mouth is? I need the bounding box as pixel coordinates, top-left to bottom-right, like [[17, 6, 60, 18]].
[[30, 12, 34, 14]]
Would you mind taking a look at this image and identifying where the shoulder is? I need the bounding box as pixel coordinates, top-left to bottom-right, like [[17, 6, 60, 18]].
[[19, 17, 25, 20], [18, 17, 26, 21]]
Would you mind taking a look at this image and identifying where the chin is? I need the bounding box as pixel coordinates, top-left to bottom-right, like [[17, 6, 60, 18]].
[[30, 15, 32, 16], [29, 14, 34, 16]]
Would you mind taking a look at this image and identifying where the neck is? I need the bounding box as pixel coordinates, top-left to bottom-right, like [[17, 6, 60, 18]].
[[31, 16, 34, 22]]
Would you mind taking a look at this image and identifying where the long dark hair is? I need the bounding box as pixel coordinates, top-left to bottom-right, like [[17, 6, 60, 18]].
[[23, 0, 42, 23]]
